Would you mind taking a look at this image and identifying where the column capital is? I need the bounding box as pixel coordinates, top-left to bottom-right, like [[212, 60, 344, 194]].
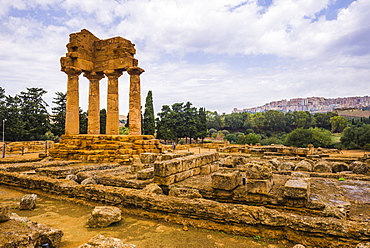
[[83, 71, 105, 81], [61, 66, 82, 77], [127, 67, 145, 76], [103, 70, 123, 79]]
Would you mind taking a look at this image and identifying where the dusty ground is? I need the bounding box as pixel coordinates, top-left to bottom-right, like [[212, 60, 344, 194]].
[[0, 185, 290, 248]]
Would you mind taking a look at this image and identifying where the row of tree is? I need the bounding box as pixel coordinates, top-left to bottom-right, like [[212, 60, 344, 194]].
[[206, 110, 349, 134]]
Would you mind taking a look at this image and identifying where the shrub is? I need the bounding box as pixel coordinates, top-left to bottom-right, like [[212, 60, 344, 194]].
[[284, 127, 333, 148]]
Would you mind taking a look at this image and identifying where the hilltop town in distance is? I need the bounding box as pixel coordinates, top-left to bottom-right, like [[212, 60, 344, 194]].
[[233, 96, 370, 114]]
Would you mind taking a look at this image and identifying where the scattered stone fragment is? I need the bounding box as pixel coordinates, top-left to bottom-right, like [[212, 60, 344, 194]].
[[295, 160, 312, 172], [0, 213, 63, 248], [169, 187, 202, 199], [278, 161, 295, 171], [356, 242, 370, 248], [143, 183, 163, 194], [66, 174, 78, 181], [313, 160, 332, 173], [293, 245, 306, 248], [350, 161, 370, 175], [86, 206, 122, 228], [20, 194, 37, 210], [245, 162, 272, 179], [331, 162, 349, 173], [284, 179, 310, 199], [81, 177, 98, 185], [322, 205, 347, 219], [212, 170, 242, 190], [0, 205, 11, 222], [77, 234, 136, 248]]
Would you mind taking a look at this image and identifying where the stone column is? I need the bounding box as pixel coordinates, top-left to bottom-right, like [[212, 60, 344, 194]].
[[127, 67, 145, 135], [62, 66, 82, 135], [104, 70, 123, 135], [84, 72, 105, 134]]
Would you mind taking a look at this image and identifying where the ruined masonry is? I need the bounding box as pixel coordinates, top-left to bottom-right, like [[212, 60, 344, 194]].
[[49, 29, 160, 162]]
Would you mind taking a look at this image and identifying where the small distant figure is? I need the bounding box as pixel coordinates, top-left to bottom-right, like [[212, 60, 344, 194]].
[[172, 142, 177, 151]]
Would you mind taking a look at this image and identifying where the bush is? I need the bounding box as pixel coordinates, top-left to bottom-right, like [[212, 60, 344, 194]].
[[284, 127, 333, 148], [341, 125, 370, 149]]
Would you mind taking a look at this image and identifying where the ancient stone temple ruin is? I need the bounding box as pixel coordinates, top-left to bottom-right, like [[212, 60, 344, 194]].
[[50, 29, 161, 162]]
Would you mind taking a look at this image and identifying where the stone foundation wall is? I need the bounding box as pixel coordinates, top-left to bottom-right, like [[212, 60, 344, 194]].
[[0, 170, 368, 247], [49, 135, 162, 163], [154, 152, 219, 186]]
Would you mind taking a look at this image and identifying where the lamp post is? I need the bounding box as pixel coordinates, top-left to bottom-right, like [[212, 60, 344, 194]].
[[2, 119, 6, 158]]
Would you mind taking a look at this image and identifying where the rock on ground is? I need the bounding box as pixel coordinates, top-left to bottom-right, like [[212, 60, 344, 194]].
[[143, 183, 163, 194], [78, 234, 135, 248], [86, 206, 122, 228], [20, 194, 37, 210]]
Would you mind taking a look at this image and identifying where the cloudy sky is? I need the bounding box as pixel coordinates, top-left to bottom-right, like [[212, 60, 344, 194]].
[[0, 0, 369, 115]]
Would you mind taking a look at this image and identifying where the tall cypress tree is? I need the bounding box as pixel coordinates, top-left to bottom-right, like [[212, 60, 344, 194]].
[[143, 91, 155, 135]]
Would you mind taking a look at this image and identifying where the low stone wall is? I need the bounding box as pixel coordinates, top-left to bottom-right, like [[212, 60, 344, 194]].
[[154, 152, 219, 186], [0, 171, 368, 247], [49, 135, 162, 163], [1, 141, 54, 154]]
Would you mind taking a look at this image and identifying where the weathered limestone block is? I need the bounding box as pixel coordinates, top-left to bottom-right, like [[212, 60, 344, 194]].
[[143, 183, 163, 194], [168, 187, 202, 199], [322, 205, 348, 219], [86, 206, 122, 228], [294, 160, 312, 172], [246, 178, 273, 195], [212, 170, 241, 190], [293, 245, 306, 248], [153, 175, 175, 186], [81, 178, 98, 185], [357, 242, 370, 248], [278, 161, 295, 171], [137, 167, 154, 180], [350, 161, 370, 175], [269, 158, 280, 169], [174, 170, 193, 182], [20, 194, 37, 210], [0, 205, 11, 222], [331, 162, 349, 173], [0, 213, 63, 247], [140, 153, 158, 164], [77, 234, 136, 248], [200, 164, 211, 174], [245, 162, 272, 179], [284, 179, 310, 199], [66, 174, 79, 181], [222, 156, 248, 168], [313, 160, 332, 173], [154, 160, 181, 177]]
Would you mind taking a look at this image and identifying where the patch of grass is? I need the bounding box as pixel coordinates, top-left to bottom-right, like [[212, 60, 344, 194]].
[[338, 177, 345, 181]]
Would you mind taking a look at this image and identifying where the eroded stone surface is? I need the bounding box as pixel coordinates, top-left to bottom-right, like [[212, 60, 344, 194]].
[[20, 194, 37, 210], [284, 179, 310, 199], [0, 204, 11, 222], [86, 206, 122, 228], [212, 170, 241, 190], [78, 234, 135, 248]]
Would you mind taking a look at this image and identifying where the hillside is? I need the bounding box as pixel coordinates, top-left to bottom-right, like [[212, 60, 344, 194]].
[[337, 110, 370, 118]]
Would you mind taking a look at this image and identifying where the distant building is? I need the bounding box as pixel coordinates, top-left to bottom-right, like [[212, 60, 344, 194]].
[[233, 96, 370, 114]]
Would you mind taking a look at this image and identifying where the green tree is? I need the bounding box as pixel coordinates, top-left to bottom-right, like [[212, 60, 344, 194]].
[[4, 95, 26, 141], [183, 102, 198, 143], [197, 107, 207, 142], [143, 91, 155, 135], [263, 110, 286, 132], [79, 109, 88, 134], [341, 125, 370, 149], [330, 116, 348, 133], [19, 88, 50, 140], [50, 92, 66, 137], [156, 105, 177, 141], [293, 111, 314, 129], [224, 112, 246, 132], [206, 111, 224, 130], [284, 127, 332, 148], [100, 109, 107, 134], [314, 112, 337, 130]]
